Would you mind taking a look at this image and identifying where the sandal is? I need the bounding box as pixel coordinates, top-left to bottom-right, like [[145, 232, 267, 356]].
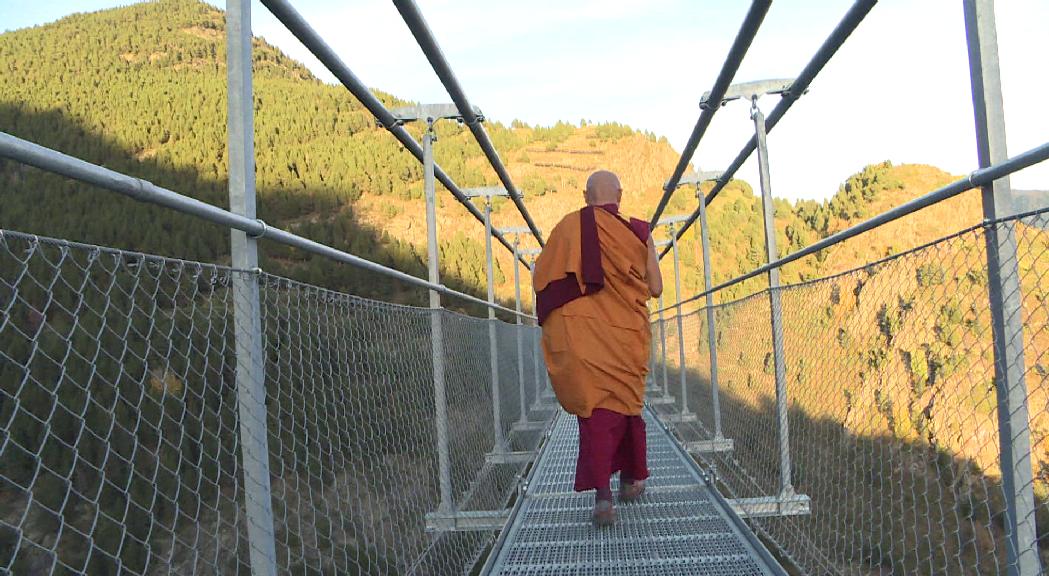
[[592, 499, 616, 527], [618, 479, 646, 502]]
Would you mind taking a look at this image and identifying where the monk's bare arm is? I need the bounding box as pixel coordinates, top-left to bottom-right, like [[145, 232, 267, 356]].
[[646, 236, 663, 298]]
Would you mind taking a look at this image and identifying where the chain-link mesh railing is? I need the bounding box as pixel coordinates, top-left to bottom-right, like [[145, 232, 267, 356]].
[[0, 229, 549, 575], [652, 209, 1049, 574], [1013, 210, 1049, 574]]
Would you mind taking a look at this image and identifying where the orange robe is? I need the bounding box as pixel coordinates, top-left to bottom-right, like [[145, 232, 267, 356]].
[[534, 207, 652, 418]]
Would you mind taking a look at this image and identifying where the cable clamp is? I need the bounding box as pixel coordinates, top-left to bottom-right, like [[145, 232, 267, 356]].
[[249, 218, 268, 239], [131, 177, 150, 200], [966, 170, 979, 190]]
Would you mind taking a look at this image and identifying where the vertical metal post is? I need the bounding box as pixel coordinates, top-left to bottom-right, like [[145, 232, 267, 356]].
[[658, 294, 670, 399], [513, 237, 528, 424], [669, 226, 691, 417], [648, 312, 659, 391], [530, 262, 541, 406], [226, 2, 277, 573], [698, 195, 723, 439], [963, 2, 1039, 573], [422, 120, 454, 513], [484, 198, 505, 451], [752, 96, 793, 498]]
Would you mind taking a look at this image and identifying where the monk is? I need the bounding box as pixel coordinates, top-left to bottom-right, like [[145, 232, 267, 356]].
[[533, 170, 663, 526]]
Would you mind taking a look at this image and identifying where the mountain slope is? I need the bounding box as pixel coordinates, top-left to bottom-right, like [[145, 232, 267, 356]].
[[0, 0, 1004, 308]]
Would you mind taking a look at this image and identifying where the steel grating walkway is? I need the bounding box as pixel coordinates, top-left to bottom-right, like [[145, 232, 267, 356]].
[[483, 408, 786, 575]]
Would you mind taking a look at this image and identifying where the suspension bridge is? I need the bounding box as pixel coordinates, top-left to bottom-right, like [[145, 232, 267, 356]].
[[1, 0, 1046, 574]]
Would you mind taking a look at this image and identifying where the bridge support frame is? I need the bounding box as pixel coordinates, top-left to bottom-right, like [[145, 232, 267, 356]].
[[392, 104, 469, 515], [657, 294, 671, 401], [686, 438, 735, 454], [668, 225, 695, 421], [647, 394, 676, 406], [729, 495, 811, 519], [511, 420, 547, 433], [529, 262, 542, 413], [227, 2, 278, 574], [964, 1, 1041, 574], [497, 226, 538, 430], [697, 189, 725, 441], [467, 188, 543, 464], [512, 236, 529, 427], [470, 188, 511, 454], [421, 118, 455, 514], [751, 93, 794, 500], [485, 450, 536, 465], [520, 247, 549, 417], [425, 510, 510, 532]]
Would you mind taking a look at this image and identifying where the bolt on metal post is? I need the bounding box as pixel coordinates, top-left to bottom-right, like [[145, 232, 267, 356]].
[[751, 94, 793, 498], [964, 1, 1040, 573], [226, 1, 277, 573], [422, 118, 454, 513]]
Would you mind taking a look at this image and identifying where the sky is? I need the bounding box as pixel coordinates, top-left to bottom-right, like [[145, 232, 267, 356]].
[[2, 0, 1046, 203]]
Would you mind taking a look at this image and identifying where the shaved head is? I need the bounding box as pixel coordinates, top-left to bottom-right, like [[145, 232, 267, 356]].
[[584, 170, 622, 206]]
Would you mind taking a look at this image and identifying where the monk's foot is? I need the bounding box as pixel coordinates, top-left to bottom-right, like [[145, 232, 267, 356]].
[[618, 479, 646, 502], [592, 499, 616, 527]]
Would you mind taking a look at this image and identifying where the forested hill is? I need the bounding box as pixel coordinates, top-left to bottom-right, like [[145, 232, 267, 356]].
[[0, 0, 986, 308]]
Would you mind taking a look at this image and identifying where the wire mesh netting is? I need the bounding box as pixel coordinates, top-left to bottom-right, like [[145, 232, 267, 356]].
[[652, 209, 1049, 575], [0, 229, 550, 575]]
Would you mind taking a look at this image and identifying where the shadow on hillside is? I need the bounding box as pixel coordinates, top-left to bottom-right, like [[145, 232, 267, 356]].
[[0, 104, 519, 319], [1, 104, 545, 574], [652, 362, 1048, 575], [0, 230, 545, 572]]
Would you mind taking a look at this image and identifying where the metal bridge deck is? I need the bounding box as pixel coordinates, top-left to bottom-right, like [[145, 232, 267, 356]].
[[483, 409, 785, 575]]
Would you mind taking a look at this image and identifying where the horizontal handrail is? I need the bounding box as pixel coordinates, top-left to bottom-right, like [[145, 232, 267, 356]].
[[651, 139, 1049, 315], [0, 131, 535, 319]]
